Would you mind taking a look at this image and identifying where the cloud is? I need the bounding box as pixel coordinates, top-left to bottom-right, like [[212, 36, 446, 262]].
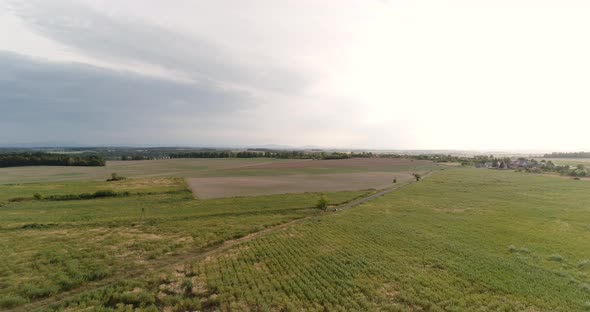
[[4, 0, 589, 150], [9, 0, 308, 95], [0, 51, 253, 144]]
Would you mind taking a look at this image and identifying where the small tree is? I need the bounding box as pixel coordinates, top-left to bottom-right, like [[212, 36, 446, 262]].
[[393, 177, 397, 183], [413, 173, 421, 181], [316, 196, 328, 210], [107, 172, 126, 181]]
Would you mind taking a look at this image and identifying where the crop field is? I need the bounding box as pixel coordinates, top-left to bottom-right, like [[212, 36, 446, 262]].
[[0, 176, 375, 310], [186, 171, 417, 199], [0, 158, 439, 185], [183, 158, 436, 198], [25, 168, 590, 312], [0, 159, 288, 184]]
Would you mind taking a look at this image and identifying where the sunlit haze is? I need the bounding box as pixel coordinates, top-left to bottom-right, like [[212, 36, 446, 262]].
[[1, 0, 589, 151]]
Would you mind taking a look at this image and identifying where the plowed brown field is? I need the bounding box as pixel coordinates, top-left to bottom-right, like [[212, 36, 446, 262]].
[[186, 158, 437, 198]]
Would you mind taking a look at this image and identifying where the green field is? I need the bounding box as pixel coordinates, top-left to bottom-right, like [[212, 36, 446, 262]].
[[0, 177, 373, 310], [541, 158, 590, 166], [181, 169, 590, 311], [2, 164, 590, 311]]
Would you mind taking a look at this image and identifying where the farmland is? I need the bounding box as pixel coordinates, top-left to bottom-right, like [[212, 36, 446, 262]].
[[0, 158, 438, 185], [186, 172, 418, 199], [2, 159, 590, 311], [184, 169, 590, 311], [0, 158, 434, 310], [0, 177, 375, 310]]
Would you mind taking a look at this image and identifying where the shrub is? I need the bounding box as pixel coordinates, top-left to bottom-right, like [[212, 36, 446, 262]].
[[508, 245, 517, 253], [92, 190, 117, 198], [8, 197, 30, 202], [181, 278, 193, 295], [46, 190, 119, 201], [33, 193, 42, 200], [548, 254, 564, 262], [316, 196, 328, 210], [413, 173, 421, 181], [107, 172, 127, 182], [21, 223, 57, 229]]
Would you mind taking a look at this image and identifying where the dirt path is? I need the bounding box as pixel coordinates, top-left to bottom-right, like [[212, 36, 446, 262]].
[[13, 171, 436, 312]]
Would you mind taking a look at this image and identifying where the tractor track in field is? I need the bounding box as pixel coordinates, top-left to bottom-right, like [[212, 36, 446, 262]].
[[13, 171, 435, 312]]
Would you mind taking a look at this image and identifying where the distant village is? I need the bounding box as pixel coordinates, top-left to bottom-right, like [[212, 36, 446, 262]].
[[475, 158, 546, 170], [476, 157, 588, 177]]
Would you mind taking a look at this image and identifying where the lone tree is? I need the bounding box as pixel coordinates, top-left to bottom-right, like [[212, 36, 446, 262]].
[[413, 173, 421, 181], [107, 172, 126, 182], [316, 196, 328, 210]]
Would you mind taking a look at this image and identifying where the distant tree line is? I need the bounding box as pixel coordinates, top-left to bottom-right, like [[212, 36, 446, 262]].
[[169, 151, 373, 160], [543, 152, 590, 158], [120, 155, 151, 161], [0, 152, 105, 168], [0, 147, 380, 161]]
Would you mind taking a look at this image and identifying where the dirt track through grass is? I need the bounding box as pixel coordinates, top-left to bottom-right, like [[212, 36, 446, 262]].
[[11, 172, 434, 312]]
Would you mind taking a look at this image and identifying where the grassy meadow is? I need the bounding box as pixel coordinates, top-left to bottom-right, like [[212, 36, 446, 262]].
[[33, 168, 590, 312]]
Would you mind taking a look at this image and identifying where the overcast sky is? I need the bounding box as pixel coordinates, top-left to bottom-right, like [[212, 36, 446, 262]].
[[1, 0, 589, 150]]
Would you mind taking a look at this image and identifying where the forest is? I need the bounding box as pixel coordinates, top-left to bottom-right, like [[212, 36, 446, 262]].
[[0, 152, 105, 167]]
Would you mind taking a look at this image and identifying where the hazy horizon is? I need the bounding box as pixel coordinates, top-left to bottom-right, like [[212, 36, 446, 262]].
[[1, 0, 589, 151], [0, 143, 582, 155]]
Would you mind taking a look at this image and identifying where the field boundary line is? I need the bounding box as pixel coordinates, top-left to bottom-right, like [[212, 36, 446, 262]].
[[12, 170, 438, 312]]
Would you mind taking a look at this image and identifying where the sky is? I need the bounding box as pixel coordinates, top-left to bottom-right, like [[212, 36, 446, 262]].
[[0, 0, 589, 151]]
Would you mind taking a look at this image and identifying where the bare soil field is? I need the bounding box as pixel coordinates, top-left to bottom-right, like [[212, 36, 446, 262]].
[[187, 171, 422, 198], [183, 158, 438, 198]]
